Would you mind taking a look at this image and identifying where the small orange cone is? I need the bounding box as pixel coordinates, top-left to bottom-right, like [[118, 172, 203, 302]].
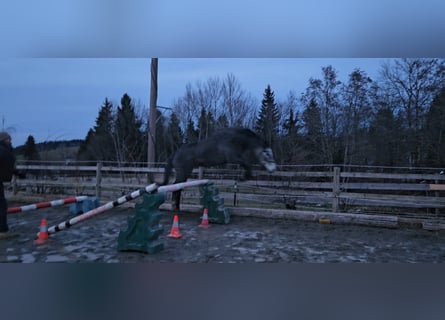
[[34, 218, 49, 244], [167, 215, 182, 238], [199, 208, 210, 228]]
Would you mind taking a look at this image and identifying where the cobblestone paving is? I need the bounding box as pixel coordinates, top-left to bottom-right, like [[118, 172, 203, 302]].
[[1, 201, 444, 263]]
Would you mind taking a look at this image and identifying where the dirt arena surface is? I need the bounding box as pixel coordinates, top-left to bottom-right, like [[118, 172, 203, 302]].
[[1, 198, 445, 263]]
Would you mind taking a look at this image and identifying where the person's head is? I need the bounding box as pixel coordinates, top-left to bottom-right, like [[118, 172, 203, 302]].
[[0, 131, 12, 146]]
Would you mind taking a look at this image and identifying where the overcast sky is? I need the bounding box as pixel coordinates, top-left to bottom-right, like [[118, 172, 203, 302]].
[[1, 1, 444, 146], [0, 58, 388, 146]]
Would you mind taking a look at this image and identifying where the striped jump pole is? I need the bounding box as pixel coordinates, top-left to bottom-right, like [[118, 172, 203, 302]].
[[43, 183, 159, 236], [40, 179, 210, 236], [157, 179, 210, 193], [8, 196, 89, 214]]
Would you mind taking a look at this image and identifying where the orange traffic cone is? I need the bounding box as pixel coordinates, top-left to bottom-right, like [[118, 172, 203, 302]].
[[199, 208, 210, 228], [34, 218, 49, 244], [167, 215, 182, 238]]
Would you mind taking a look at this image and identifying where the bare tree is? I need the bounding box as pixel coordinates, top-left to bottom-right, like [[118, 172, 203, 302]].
[[195, 77, 223, 120], [221, 73, 256, 127], [379, 58, 445, 166], [172, 83, 200, 130], [301, 65, 342, 164], [173, 73, 256, 132], [341, 68, 374, 165]]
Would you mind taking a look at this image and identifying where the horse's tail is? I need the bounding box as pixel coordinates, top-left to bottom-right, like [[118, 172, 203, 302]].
[[163, 154, 174, 185]]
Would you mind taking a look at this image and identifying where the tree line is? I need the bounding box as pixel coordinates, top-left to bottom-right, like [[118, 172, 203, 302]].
[[21, 58, 445, 168]]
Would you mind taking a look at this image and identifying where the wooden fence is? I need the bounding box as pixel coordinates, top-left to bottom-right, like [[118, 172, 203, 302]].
[[7, 161, 445, 224]]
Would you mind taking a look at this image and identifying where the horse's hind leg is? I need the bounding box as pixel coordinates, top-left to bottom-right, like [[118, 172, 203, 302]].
[[172, 190, 181, 211], [171, 166, 193, 211]]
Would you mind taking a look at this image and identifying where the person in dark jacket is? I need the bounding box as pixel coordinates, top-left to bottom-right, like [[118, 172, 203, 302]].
[[0, 131, 18, 239]]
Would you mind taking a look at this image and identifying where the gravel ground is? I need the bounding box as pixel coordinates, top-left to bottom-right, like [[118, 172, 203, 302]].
[[1, 198, 444, 263]]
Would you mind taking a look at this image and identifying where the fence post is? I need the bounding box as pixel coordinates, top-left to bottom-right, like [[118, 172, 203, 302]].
[[96, 162, 103, 199], [332, 167, 340, 212]]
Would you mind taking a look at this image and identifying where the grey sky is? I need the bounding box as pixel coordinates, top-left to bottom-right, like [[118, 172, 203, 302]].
[[0, 58, 386, 146], [1, 1, 443, 146]]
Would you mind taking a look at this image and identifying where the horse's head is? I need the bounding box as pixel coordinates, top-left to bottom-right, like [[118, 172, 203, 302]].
[[256, 147, 277, 173]]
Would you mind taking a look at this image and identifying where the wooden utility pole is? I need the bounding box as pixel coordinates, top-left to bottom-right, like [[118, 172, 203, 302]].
[[148, 58, 158, 169]]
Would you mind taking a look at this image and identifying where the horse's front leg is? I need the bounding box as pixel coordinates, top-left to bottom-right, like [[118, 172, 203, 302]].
[[172, 189, 181, 211], [237, 152, 254, 180], [240, 163, 253, 181], [171, 166, 193, 212]]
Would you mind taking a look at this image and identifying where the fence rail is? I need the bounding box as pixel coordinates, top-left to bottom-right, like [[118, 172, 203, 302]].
[[7, 162, 445, 222]]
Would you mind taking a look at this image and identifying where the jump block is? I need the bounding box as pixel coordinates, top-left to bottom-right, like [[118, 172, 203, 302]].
[[199, 183, 231, 224], [117, 192, 165, 254], [69, 197, 100, 215]]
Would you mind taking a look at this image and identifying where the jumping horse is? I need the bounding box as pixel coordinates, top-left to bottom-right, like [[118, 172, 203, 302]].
[[163, 127, 277, 210]]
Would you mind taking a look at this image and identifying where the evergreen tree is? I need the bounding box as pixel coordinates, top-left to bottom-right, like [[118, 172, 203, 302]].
[[77, 98, 116, 162], [165, 112, 184, 157], [115, 93, 145, 163], [215, 114, 229, 130], [93, 98, 115, 161], [77, 129, 94, 162], [154, 109, 167, 162], [255, 85, 280, 147], [23, 135, 40, 162], [281, 108, 304, 163], [283, 108, 299, 137], [185, 118, 198, 143], [301, 66, 342, 164], [302, 98, 324, 163], [368, 107, 403, 166], [197, 107, 215, 140], [423, 87, 445, 166]]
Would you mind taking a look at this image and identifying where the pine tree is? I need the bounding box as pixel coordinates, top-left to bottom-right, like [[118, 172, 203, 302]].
[[216, 114, 229, 130], [283, 108, 299, 137], [115, 93, 145, 163], [154, 109, 167, 162], [302, 98, 324, 163], [197, 107, 215, 140], [77, 98, 116, 162], [93, 98, 115, 161], [23, 135, 40, 162], [185, 118, 198, 143], [281, 108, 304, 163], [255, 85, 280, 146], [368, 107, 402, 166], [423, 87, 445, 166], [165, 112, 184, 156], [77, 129, 95, 162], [301, 65, 342, 164]]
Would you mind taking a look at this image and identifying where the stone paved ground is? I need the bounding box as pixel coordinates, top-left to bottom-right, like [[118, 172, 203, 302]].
[[1, 198, 445, 263]]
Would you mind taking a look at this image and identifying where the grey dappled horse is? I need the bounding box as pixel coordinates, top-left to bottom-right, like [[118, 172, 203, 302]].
[[163, 127, 277, 210]]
